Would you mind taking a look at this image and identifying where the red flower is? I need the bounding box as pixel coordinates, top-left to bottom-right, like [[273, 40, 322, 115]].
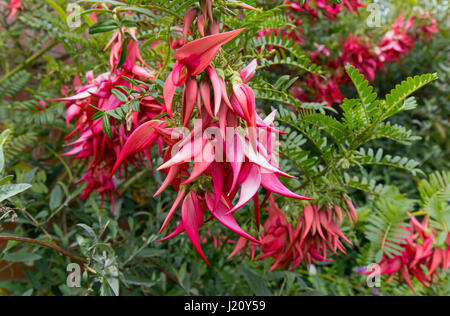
[[285, 0, 365, 20], [55, 32, 163, 209], [377, 16, 415, 63], [341, 34, 383, 82], [5, 0, 22, 22], [371, 214, 450, 293], [292, 74, 344, 106], [116, 51, 312, 263], [230, 196, 355, 270]]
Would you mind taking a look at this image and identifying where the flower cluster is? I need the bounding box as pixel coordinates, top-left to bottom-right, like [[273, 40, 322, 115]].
[[286, 0, 365, 20], [230, 196, 356, 270], [56, 28, 163, 209], [371, 214, 450, 293], [258, 4, 439, 106], [110, 5, 312, 264]]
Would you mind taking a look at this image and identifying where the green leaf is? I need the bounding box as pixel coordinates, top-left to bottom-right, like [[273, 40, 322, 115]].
[[49, 185, 63, 210], [0, 184, 32, 203], [89, 21, 119, 34], [111, 89, 129, 103], [345, 64, 378, 124], [116, 39, 128, 69], [103, 116, 113, 138], [241, 266, 272, 296], [0, 129, 11, 174], [0, 176, 13, 186], [383, 73, 438, 120], [2, 249, 42, 263], [77, 224, 97, 239]]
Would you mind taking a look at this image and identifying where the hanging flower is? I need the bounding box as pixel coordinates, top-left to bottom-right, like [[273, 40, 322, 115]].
[[230, 196, 355, 270], [5, 0, 22, 22], [55, 30, 162, 209], [368, 214, 450, 293], [115, 22, 313, 263]]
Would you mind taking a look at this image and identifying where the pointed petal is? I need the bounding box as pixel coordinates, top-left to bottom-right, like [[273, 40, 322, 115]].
[[183, 78, 198, 126], [244, 139, 292, 178], [227, 237, 248, 259], [240, 59, 258, 83], [159, 220, 185, 242], [154, 165, 181, 197], [132, 65, 155, 79], [301, 205, 314, 241], [183, 7, 198, 42], [206, 193, 260, 243], [207, 67, 222, 116], [159, 187, 186, 234], [112, 120, 162, 174], [200, 80, 214, 118], [229, 164, 261, 213], [163, 71, 177, 117], [210, 163, 224, 209], [182, 142, 214, 185], [157, 135, 206, 170], [226, 133, 244, 193], [54, 86, 98, 101], [182, 193, 210, 265], [174, 28, 247, 76], [261, 172, 313, 200]]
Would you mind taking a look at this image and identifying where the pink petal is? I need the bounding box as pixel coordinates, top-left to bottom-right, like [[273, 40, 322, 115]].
[[183, 7, 198, 42], [210, 163, 224, 209], [182, 142, 215, 185], [200, 80, 214, 118], [240, 59, 258, 83], [159, 220, 185, 242], [163, 70, 177, 117], [174, 28, 246, 76], [182, 78, 198, 127], [229, 164, 261, 213], [132, 65, 155, 79], [159, 187, 186, 234], [154, 165, 181, 197], [206, 193, 260, 243], [157, 135, 206, 170], [226, 133, 244, 193], [207, 67, 222, 116], [112, 120, 163, 174], [261, 172, 313, 200], [182, 193, 210, 265]]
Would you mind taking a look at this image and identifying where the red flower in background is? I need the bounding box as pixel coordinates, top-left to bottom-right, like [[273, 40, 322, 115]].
[[5, 0, 22, 22], [369, 214, 450, 293], [280, 4, 438, 107], [377, 16, 415, 64], [286, 0, 365, 20], [341, 34, 383, 82]]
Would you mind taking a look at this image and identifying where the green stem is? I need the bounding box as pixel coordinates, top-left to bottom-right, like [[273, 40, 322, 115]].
[[0, 40, 58, 86]]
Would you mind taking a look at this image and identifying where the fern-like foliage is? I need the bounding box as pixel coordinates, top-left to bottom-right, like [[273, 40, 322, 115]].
[[365, 188, 415, 261], [0, 70, 32, 98], [250, 32, 324, 76], [274, 65, 437, 205], [417, 171, 450, 232]]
